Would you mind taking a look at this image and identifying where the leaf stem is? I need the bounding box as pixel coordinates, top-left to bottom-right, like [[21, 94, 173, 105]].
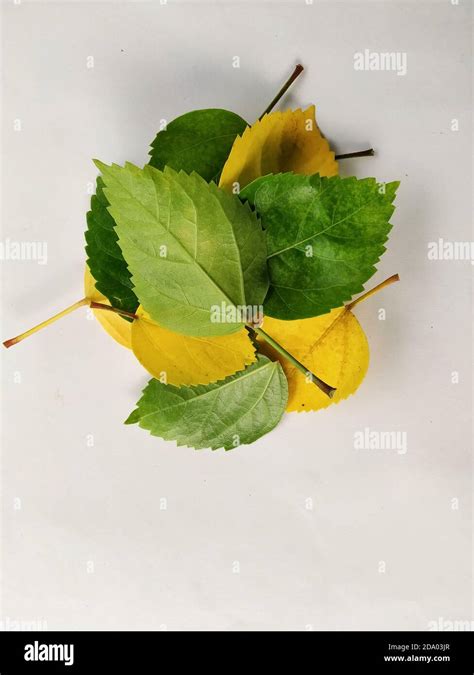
[[335, 148, 374, 160], [253, 325, 336, 398], [89, 301, 138, 320], [259, 64, 304, 120], [345, 273, 399, 311], [3, 298, 89, 348]]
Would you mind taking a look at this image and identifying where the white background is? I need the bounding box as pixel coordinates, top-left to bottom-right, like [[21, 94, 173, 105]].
[[1, 0, 472, 631]]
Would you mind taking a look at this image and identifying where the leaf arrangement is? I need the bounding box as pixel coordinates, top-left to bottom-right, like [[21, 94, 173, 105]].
[[4, 64, 400, 451]]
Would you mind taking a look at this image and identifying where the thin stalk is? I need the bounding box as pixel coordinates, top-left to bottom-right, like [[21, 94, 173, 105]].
[[3, 298, 89, 348], [253, 325, 336, 398], [89, 301, 138, 320], [259, 64, 304, 120], [346, 274, 399, 311], [335, 148, 374, 160]]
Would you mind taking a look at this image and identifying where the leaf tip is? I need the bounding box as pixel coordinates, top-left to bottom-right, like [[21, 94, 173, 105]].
[[93, 158, 108, 173], [124, 409, 139, 425]]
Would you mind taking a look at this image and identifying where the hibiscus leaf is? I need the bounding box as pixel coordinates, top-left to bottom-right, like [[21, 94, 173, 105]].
[[84, 177, 138, 315], [95, 161, 269, 337], [257, 275, 399, 413], [219, 107, 338, 193], [241, 173, 399, 320], [125, 355, 288, 450], [149, 109, 248, 182], [132, 306, 256, 386]]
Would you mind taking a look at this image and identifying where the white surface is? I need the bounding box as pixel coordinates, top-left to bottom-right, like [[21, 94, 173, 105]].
[[1, 0, 472, 631]]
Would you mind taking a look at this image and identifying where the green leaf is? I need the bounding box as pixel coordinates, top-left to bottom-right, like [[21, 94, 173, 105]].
[[241, 173, 399, 320], [95, 161, 269, 337], [125, 355, 288, 450], [149, 109, 248, 183], [85, 177, 138, 315]]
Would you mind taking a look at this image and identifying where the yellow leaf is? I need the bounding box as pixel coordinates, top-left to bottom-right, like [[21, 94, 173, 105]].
[[257, 308, 369, 413], [84, 266, 132, 349], [132, 306, 256, 386], [256, 275, 399, 412], [219, 106, 338, 192]]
